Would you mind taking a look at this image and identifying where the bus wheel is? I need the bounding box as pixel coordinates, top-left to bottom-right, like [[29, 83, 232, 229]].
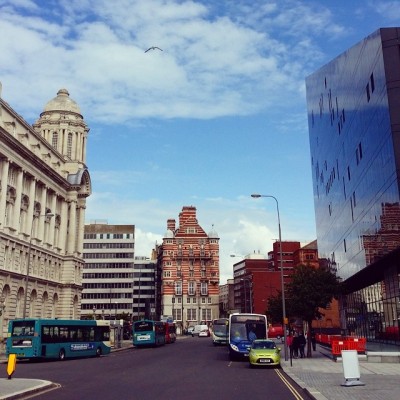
[[96, 347, 102, 357], [59, 349, 66, 361]]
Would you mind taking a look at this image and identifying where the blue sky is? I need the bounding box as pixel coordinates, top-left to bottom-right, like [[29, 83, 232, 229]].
[[1, 0, 400, 284]]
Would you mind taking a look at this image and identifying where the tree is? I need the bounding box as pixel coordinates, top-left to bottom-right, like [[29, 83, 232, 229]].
[[266, 291, 284, 325], [287, 264, 341, 357]]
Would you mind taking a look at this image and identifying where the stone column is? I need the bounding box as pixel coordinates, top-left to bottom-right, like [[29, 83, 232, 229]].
[[67, 199, 77, 254], [13, 167, 23, 232], [77, 204, 85, 255], [26, 177, 36, 236], [48, 192, 57, 246], [38, 185, 47, 241], [0, 158, 10, 228], [59, 200, 68, 253]]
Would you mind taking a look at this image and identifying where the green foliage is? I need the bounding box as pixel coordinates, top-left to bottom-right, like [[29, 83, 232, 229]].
[[287, 264, 340, 322], [266, 292, 283, 324]]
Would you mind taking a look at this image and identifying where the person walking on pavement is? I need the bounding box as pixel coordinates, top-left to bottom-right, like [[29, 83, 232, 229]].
[[292, 331, 299, 358], [298, 332, 306, 358], [311, 330, 317, 351], [286, 333, 294, 359]]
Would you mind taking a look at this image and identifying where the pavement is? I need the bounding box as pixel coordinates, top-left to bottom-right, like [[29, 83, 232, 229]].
[[1, 340, 399, 400]]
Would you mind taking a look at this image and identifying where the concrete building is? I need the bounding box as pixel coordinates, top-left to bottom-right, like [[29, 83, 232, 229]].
[[158, 206, 220, 332], [306, 28, 400, 344], [0, 86, 91, 337], [219, 278, 235, 317], [132, 256, 161, 321], [82, 222, 134, 320]]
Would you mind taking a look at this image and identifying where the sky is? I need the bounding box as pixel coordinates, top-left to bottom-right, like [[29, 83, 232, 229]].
[[1, 0, 400, 284]]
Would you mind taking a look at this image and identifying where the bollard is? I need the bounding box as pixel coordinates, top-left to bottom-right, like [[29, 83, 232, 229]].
[[7, 353, 17, 379]]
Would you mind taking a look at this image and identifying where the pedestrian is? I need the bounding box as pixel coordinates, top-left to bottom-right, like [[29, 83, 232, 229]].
[[311, 330, 317, 351], [286, 333, 294, 359], [292, 331, 299, 358], [298, 332, 306, 358]]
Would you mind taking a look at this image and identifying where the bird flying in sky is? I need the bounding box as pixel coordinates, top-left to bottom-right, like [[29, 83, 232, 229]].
[[145, 46, 163, 53]]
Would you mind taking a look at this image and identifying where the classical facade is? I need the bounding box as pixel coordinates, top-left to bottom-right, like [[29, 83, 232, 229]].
[[0, 85, 91, 335], [306, 28, 400, 344], [158, 206, 220, 332]]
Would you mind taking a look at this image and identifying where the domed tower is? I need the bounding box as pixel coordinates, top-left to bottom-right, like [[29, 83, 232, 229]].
[[33, 89, 89, 171]]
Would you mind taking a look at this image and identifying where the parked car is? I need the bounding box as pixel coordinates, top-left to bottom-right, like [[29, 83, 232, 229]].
[[198, 327, 210, 337], [186, 326, 195, 335], [248, 339, 281, 367], [191, 324, 209, 337]]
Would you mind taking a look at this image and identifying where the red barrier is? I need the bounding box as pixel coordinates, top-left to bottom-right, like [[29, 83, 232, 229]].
[[331, 337, 366, 357]]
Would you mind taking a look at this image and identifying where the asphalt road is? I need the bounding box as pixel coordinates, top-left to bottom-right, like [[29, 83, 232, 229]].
[[14, 337, 314, 400]]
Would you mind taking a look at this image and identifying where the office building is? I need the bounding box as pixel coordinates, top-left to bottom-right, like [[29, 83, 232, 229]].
[[219, 279, 235, 317], [158, 206, 220, 332], [132, 256, 160, 321], [82, 222, 134, 320], [306, 28, 400, 344], [0, 86, 91, 336]]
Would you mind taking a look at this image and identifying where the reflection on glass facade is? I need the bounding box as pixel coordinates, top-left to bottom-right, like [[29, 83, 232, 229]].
[[306, 28, 400, 345]]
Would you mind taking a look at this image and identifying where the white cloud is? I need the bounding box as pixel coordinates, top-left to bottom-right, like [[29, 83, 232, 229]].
[[0, 0, 348, 125]]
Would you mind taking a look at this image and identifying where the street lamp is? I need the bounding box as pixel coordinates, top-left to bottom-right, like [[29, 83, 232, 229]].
[[23, 212, 54, 319], [251, 194, 288, 361], [240, 277, 253, 313]]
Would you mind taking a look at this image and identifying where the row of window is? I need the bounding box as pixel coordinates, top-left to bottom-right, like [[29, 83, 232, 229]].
[[83, 273, 134, 279], [82, 293, 133, 299], [83, 283, 133, 289], [172, 296, 212, 304], [172, 308, 213, 322], [83, 263, 134, 269], [81, 303, 132, 310], [83, 253, 134, 259], [163, 270, 218, 278], [84, 233, 133, 239], [83, 243, 134, 249]]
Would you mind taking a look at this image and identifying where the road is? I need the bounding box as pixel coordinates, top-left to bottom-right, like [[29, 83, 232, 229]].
[[14, 337, 313, 400]]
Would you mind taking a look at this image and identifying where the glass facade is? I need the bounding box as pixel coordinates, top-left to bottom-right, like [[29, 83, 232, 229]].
[[306, 28, 400, 345]]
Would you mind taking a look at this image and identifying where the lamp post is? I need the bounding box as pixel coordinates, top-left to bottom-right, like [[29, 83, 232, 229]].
[[92, 306, 96, 320], [23, 212, 54, 319], [251, 194, 288, 361], [240, 277, 253, 313]]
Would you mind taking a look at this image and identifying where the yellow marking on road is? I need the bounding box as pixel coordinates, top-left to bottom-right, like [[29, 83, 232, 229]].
[[275, 368, 305, 400]]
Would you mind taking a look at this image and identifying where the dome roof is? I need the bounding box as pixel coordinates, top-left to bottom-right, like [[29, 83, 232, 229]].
[[164, 229, 175, 238], [43, 89, 81, 114], [208, 227, 218, 238]]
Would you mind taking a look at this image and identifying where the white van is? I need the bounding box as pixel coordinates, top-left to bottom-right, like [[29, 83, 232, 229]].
[[191, 324, 209, 337]]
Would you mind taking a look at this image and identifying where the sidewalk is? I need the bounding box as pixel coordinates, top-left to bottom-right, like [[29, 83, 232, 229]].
[[1, 341, 399, 400], [280, 345, 400, 400]]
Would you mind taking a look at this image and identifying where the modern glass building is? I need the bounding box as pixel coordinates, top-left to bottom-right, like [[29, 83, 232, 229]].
[[306, 28, 400, 345]]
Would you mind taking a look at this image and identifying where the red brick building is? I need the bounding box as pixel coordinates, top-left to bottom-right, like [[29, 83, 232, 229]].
[[293, 240, 340, 331], [231, 240, 340, 331], [158, 206, 219, 332]]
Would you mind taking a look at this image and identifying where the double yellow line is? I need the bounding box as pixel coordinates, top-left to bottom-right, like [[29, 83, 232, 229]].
[[275, 368, 305, 400]]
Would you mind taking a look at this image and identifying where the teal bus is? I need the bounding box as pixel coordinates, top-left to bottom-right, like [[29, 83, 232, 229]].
[[133, 320, 165, 347], [6, 318, 111, 360], [212, 318, 228, 345]]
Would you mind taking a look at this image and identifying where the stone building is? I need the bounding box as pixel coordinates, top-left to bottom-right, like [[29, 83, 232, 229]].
[[0, 85, 91, 336]]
